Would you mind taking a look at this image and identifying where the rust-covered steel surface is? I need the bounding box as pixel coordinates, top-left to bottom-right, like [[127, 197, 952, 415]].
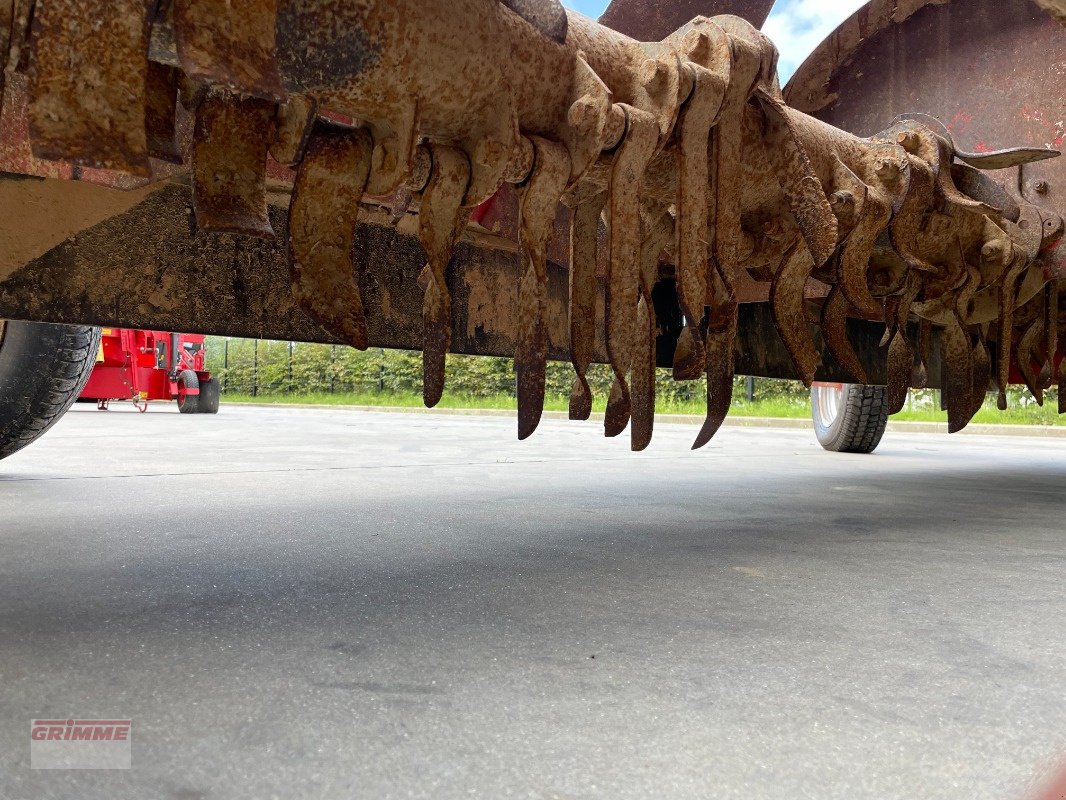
[[0, 0, 1062, 448], [597, 0, 775, 41]]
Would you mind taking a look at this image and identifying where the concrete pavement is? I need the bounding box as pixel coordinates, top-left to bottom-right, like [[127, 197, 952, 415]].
[[1, 404, 1064, 799]]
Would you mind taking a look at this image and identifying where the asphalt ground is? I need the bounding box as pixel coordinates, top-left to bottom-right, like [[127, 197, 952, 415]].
[[1, 404, 1064, 800]]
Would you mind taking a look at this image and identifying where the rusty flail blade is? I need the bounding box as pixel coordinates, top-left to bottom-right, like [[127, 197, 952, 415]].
[[672, 27, 729, 381], [820, 285, 869, 384], [173, 0, 285, 102], [191, 90, 275, 237], [967, 335, 992, 422], [889, 155, 937, 273], [996, 248, 1029, 409], [941, 313, 974, 433], [566, 191, 606, 421], [712, 36, 762, 274], [1039, 282, 1058, 393], [516, 136, 570, 440], [419, 145, 473, 408], [757, 90, 838, 268], [1015, 316, 1046, 404], [693, 266, 738, 450], [145, 63, 182, 164], [604, 107, 659, 439], [631, 207, 674, 451], [913, 319, 931, 390], [28, 0, 151, 174], [884, 272, 922, 415], [288, 125, 374, 350], [770, 240, 819, 386]]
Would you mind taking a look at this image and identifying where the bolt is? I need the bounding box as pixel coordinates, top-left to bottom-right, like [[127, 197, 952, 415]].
[[829, 190, 855, 209], [1034, 180, 1050, 195], [981, 239, 1006, 265], [641, 59, 668, 94], [896, 131, 921, 153], [568, 97, 595, 130], [876, 157, 902, 183], [681, 29, 711, 64]]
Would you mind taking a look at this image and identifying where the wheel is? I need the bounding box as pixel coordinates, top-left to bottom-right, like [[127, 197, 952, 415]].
[[0, 320, 101, 461], [197, 377, 220, 414], [176, 369, 200, 414], [810, 382, 889, 454]]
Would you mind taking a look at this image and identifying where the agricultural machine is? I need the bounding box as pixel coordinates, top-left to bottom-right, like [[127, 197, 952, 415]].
[[79, 328, 219, 413], [0, 0, 1064, 462]]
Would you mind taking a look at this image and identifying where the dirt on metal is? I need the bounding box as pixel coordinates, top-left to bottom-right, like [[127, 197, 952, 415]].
[[0, 0, 1062, 450]]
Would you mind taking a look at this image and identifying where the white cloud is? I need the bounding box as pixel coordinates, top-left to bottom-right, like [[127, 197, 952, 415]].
[[762, 0, 869, 81]]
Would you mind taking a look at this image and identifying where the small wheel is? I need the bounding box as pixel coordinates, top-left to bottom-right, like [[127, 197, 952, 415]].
[[811, 383, 889, 454], [176, 369, 200, 414], [197, 377, 220, 414]]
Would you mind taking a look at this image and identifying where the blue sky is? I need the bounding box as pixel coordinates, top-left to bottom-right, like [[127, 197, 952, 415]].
[[563, 0, 868, 79]]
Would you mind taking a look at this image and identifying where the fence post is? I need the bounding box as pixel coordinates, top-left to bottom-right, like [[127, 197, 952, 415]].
[[252, 339, 258, 398], [223, 338, 229, 392], [330, 345, 336, 393], [745, 376, 755, 402], [288, 340, 293, 392]]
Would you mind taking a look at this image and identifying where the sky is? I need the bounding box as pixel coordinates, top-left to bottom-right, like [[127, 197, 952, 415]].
[[564, 0, 869, 79]]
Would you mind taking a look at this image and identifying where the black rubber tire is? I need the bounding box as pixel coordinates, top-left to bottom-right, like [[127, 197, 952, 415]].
[[197, 377, 220, 414], [176, 369, 200, 414], [0, 321, 101, 461], [811, 383, 889, 454]]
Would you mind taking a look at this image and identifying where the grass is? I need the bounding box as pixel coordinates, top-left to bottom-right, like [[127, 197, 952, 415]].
[[221, 389, 1065, 426]]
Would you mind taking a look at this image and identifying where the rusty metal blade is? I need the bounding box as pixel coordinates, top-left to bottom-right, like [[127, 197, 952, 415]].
[[886, 331, 913, 415], [839, 188, 890, 318], [672, 61, 727, 381], [604, 107, 659, 439], [942, 315, 974, 433], [912, 318, 931, 389], [1015, 317, 1045, 405], [632, 208, 674, 451], [757, 90, 837, 268], [769, 240, 819, 386], [173, 0, 285, 102], [419, 145, 472, 408], [996, 248, 1029, 409], [631, 293, 656, 451], [599, 0, 775, 40], [516, 137, 571, 440], [820, 285, 869, 384], [192, 90, 274, 238], [967, 337, 991, 422], [568, 192, 606, 421], [288, 125, 373, 350], [890, 156, 937, 273], [693, 271, 737, 450], [28, 0, 151, 175], [955, 146, 1060, 171]]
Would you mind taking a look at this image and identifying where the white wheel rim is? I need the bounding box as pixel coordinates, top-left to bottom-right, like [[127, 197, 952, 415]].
[[814, 384, 844, 426]]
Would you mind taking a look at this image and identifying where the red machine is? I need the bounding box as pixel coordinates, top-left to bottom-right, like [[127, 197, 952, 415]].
[[79, 329, 219, 414]]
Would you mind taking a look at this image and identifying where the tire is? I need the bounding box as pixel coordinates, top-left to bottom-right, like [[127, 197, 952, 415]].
[[176, 369, 199, 414], [197, 377, 220, 414], [0, 320, 101, 461], [811, 383, 889, 454]]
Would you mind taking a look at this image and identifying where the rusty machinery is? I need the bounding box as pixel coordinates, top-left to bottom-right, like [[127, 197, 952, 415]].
[[0, 0, 1063, 451]]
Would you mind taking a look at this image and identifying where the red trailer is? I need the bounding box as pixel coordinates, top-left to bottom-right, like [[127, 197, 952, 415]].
[[79, 329, 219, 414]]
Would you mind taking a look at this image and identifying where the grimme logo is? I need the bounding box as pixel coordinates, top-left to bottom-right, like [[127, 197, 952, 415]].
[[30, 718, 132, 769]]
